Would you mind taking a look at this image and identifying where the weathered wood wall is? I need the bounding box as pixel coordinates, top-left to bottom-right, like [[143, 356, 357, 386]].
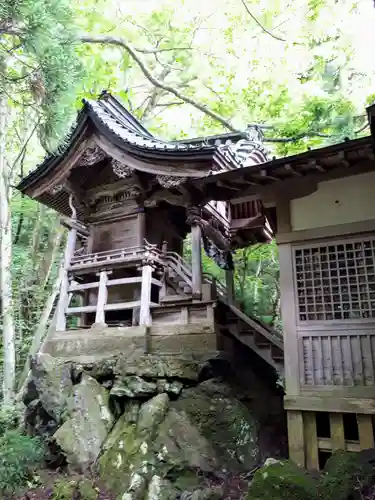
[[276, 173, 375, 468]]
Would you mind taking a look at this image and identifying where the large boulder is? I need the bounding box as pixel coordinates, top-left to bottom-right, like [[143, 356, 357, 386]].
[[27, 353, 73, 423], [168, 379, 260, 471], [54, 373, 114, 470], [247, 459, 319, 500], [99, 380, 260, 497]]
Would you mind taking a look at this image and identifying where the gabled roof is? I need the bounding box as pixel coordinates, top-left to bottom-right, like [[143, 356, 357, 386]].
[[18, 91, 240, 193]]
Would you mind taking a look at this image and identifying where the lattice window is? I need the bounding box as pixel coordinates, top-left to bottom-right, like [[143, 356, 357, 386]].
[[294, 237, 375, 321]]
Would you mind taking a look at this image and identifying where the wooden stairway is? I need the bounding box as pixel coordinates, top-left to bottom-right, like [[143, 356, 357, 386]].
[[158, 251, 284, 375], [219, 302, 284, 374]]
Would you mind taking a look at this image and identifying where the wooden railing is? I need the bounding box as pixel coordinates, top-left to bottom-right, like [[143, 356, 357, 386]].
[[70, 245, 146, 270], [63, 241, 282, 348]]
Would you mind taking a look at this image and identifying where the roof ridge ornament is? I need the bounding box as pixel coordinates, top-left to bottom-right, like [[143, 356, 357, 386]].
[[244, 124, 265, 143]]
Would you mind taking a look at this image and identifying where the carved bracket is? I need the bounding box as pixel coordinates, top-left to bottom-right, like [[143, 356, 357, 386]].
[[156, 174, 187, 189], [112, 159, 134, 179]]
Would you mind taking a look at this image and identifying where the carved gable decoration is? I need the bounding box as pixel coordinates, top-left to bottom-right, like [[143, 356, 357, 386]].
[[78, 145, 107, 167], [217, 126, 269, 170]]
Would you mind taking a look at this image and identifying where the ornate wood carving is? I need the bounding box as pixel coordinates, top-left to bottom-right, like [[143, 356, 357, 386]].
[[89, 185, 142, 214], [156, 174, 187, 189], [112, 159, 134, 179], [78, 144, 107, 167]]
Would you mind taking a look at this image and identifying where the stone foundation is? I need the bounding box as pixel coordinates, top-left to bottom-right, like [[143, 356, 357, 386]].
[[43, 325, 218, 362]]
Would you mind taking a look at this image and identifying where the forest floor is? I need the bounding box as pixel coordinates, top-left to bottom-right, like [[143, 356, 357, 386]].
[[11, 471, 116, 500], [12, 469, 251, 500]]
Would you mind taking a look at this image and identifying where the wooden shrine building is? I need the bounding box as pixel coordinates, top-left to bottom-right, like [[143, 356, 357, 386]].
[[17, 91, 281, 370], [193, 103, 375, 468], [18, 91, 375, 470]]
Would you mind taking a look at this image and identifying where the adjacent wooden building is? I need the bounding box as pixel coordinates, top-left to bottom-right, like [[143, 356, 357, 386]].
[[197, 103, 375, 468]]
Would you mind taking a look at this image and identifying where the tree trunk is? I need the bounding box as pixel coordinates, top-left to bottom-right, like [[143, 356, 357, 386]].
[[0, 94, 16, 405]]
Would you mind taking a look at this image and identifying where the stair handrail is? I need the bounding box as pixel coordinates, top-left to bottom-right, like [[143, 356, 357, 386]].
[[202, 272, 227, 297]]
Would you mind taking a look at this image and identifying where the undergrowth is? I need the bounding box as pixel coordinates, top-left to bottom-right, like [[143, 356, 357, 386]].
[[0, 405, 44, 495]]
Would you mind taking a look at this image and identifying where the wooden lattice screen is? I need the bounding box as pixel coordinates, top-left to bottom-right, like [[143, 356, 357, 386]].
[[294, 237, 375, 322]]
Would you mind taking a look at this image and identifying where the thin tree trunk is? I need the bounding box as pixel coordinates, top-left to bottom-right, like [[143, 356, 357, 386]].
[[41, 224, 64, 288], [17, 263, 64, 391], [0, 94, 16, 405]]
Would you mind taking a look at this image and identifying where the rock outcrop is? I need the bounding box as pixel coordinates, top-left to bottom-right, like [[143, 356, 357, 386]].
[[23, 351, 286, 499]]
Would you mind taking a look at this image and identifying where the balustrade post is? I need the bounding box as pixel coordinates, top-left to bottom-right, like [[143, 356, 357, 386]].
[[56, 226, 77, 332], [94, 270, 108, 327], [139, 262, 153, 326], [187, 208, 202, 300]]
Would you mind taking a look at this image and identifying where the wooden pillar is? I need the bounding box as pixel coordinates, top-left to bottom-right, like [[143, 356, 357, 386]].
[[56, 227, 77, 332], [191, 223, 202, 300], [94, 270, 108, 327], [139, 264, 152, 326], [287, 410, 305, 467], [225, 269, 234, 304], [137, 211, 146, 247]]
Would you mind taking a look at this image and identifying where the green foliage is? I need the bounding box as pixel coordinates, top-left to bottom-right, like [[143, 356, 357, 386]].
[[0, 405, 21, 435], [184, 238, 280, 327], [0, 0, 83, 149], [0, 429, 44, 494], [52, 478, 98, 500], [0, 403, 43, 495]]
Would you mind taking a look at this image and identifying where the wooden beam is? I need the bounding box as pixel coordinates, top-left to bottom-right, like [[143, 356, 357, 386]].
[[285, 163, 303, 177], [66, 305, 97, 315], [318, 438, 361, 453], [105, 301, 143, 311], [94, 133, 209, 177], [191, 223, 202, 299], [284, 395, 375, 414]]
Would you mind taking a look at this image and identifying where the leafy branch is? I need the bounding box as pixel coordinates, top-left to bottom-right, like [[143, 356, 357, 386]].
[[240, 0, 287, 43], [79, 34, 241, 132]]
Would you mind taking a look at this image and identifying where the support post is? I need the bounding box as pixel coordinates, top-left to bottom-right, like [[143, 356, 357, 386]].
[[94, 270, 108, 327], [56, 227, 77, 331], [139, 264, 152, 326], [191, 221, 202, 300], [225, 269, 234, 304]]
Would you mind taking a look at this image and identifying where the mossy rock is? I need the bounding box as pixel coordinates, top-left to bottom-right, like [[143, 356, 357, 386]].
[[320, 450, 374, 500], [248, 460, 319, 500]]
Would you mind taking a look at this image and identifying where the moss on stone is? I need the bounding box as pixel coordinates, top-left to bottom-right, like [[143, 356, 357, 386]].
[[248, 460, 319, 500], [320, 450, 374, 500]]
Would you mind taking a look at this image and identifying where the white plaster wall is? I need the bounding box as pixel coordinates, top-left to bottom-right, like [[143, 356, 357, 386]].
[[291, 171, 375, 231]]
